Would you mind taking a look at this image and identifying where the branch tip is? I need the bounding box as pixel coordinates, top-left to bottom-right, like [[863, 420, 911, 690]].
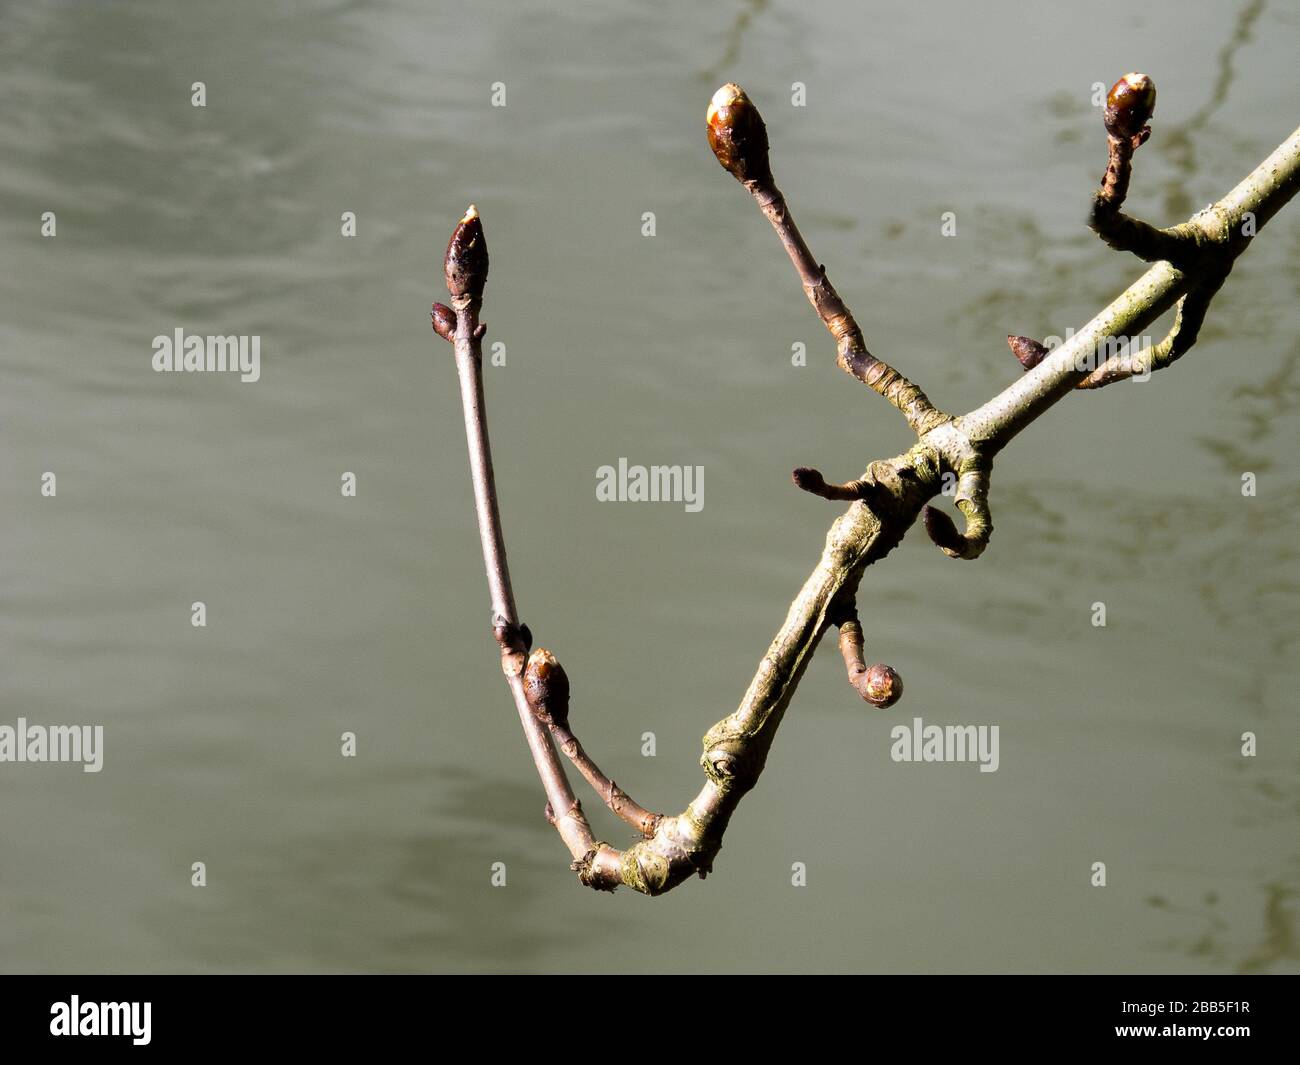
[[1104, 73, 1156, 142], [860, 663, 903, 709], [922, 471, 993, 561], [792, 466, 878, 503], [445, 204, 489, 300], [791, 466, 824, 493], [922, 504, 962, 553], [835, 613, 903, 709], [706, 82, 772, 187]]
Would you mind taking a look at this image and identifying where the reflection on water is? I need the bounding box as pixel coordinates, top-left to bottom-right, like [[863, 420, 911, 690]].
[[1239, 884, 1299, 972], [700, 0, 769, 84], [1, 0, 1297, 973], [1148, 882, 1298, 973], [1157, 0, 1266, 217]]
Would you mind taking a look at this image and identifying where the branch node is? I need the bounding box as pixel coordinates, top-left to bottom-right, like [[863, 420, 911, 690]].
[[1078, 267, 1229, 389]]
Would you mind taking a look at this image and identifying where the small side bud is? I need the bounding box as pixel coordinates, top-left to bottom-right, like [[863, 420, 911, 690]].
[[1104, 73, 1156, 141], [431, 302, 457, 342], [444, 204, 489, 300], [1007, 334, 1049, 371], [523, 648, 570, 730], [860, 663, 903, 709], [706, 83, 772, 187], [792, 466, 826, 493], [922, 504, 964, 555]]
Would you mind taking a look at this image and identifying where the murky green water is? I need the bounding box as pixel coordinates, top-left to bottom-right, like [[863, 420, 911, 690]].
[[1, 0, 1296, 973]]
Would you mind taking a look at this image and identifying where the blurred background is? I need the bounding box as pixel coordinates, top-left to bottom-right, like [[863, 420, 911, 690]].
[[0, 0, 1296, 973]]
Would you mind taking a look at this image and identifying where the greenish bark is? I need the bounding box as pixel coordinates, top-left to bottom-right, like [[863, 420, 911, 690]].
[[575, 122, 1300, 894]]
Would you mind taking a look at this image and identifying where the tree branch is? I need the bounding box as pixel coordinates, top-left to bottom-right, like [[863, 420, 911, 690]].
[[440, 78, 1300, 894], [439, 207, 597, 865], [522, 648, 662, 838], [706, 85, 949, 437]]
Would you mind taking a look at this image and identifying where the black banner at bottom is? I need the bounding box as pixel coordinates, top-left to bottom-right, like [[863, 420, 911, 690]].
[[0, 975, 1292, 1051]]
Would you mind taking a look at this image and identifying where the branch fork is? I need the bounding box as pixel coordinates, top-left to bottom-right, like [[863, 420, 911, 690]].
[[996, 73, 1236, 393], [439, 79, 1300, 893]]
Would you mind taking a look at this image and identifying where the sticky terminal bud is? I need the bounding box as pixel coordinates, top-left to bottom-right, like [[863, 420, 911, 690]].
[[1104, 73, 1156, 141], [860, 663, 903, 709], [444, 204, 489, 300], [431, 302, 457, 342], [706, 83, 772, 187], [523, 647, 570, 730]]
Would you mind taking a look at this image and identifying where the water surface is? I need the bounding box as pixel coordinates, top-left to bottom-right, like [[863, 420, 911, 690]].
[[1, 0, 1297, 972]]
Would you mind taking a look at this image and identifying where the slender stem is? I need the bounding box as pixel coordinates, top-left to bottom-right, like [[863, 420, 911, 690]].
[[835, 612, 875, 701], [747, 181, 948, 436], [548, 722, 661, 837], [450, 296, 593, 861], [1091, 131, 1193, 264]]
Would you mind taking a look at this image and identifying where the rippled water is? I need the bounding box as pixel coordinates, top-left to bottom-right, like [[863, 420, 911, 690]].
[[1, 0, 1296, 973]]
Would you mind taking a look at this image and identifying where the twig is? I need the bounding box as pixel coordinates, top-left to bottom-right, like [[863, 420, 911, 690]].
[[441, 80, 1300, 894], [834, 608, 903, 709], [523, 649, 662, 837], [439, 206, 596, 864], [707, 84, 949, 437], [440, 208, 661, 878], [1089, 73, 1193, 265]]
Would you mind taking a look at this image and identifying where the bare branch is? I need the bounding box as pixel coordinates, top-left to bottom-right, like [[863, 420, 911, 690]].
[[442, 206, 597, 864], [442, 78, 1300, 894], [1088, 73, 1194, 265]]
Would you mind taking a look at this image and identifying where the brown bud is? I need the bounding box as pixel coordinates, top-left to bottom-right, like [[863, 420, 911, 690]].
[[523, 648, 570, 730], [860, 663, 903, 709], [431, 302, 457, 342], [1104, 73, 1156, 140], [922, 504, 963, 554], [706, 83, 772, 187], [792, 466, 825, 493], [1007, 334, 1049, 371], [444, 204, 489, 300]]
